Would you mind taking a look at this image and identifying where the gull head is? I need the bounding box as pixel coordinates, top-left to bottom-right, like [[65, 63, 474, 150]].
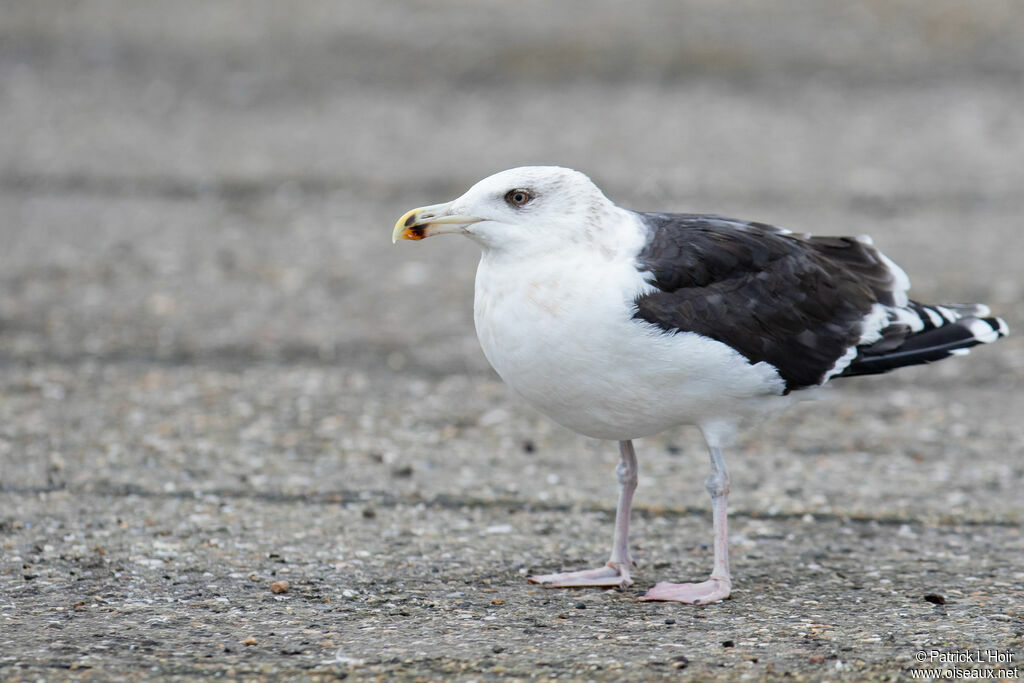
[[393, 166, 618, 255]]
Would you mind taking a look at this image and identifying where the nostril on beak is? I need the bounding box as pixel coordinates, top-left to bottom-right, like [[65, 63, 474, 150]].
[[404, 213, 419, 227]]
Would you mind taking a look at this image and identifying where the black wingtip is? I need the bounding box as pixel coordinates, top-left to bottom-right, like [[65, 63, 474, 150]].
[[839, 315, 1007, 378]]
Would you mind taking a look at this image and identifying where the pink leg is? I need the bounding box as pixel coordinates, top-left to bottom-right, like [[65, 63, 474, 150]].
[[640, 445, 731, 604], [529, 440, 637, 589]]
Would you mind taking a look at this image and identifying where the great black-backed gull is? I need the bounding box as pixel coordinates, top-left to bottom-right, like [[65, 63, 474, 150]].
[[392, 166, 1008, 604]]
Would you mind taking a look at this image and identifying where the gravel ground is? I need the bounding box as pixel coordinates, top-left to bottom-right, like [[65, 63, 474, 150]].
[[2, 2, 1023, 680]]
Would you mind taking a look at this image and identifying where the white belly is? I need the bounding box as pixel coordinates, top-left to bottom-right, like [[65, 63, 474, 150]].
[[473, 252, 785, 440]]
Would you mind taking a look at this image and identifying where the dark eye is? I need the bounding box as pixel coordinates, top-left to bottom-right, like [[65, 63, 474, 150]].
[[504, 189, 532, 207]]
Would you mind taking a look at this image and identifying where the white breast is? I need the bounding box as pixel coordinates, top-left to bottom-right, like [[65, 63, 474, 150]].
[[472, 243, 786, 440]]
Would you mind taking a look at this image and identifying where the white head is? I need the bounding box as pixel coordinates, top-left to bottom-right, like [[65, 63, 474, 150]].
[[393, 166, 619, 255]]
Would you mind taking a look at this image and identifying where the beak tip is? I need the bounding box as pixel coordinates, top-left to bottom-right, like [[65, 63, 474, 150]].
[[393, 207, 423, 243], [391, 222, 407, 244]]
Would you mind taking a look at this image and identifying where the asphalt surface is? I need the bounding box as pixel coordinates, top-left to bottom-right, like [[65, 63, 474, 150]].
[[2, 1, 1023, 680]]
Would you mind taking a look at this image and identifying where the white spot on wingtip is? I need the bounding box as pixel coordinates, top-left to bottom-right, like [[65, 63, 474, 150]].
[[891, 307, 924, 332], [923, 307, 943, 328], [967, 318, 1000, 344]]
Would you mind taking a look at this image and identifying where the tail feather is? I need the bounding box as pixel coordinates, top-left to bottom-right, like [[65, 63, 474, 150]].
[[839, 303, 1008, 378]]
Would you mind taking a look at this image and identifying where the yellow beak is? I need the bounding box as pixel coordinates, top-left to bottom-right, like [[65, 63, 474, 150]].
[[392, 202, 483, 243]]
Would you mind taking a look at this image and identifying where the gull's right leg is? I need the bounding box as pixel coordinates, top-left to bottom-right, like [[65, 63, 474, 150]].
[[528, 440, 638, 589], [640, 442, 731, 604]]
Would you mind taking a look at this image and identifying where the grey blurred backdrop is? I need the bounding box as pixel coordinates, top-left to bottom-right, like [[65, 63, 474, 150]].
[[2, 1, 1022, 679], [3, 1, 1023, 369]]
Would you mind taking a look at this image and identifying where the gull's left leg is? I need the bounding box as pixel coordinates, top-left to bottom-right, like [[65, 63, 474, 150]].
[[640, 443, 731, 604], [529, 440, 637, 589]]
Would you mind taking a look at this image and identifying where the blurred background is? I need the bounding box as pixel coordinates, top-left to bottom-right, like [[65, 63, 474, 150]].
[[2, 0, 1023, 512], [3, 0, 1023, 521], [2, 2, 1023, 675], [2, 0, 1022, 372]]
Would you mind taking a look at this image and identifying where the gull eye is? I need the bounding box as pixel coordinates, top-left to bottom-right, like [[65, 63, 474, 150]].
[[504, 189, 532, 207]]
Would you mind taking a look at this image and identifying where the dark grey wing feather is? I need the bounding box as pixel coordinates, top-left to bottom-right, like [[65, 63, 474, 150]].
[[632, 213, 903, 392]]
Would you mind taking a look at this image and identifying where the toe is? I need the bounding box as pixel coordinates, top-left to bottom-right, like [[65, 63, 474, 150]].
[[527, 565, 632, 588], [638, 579, 730, 604]]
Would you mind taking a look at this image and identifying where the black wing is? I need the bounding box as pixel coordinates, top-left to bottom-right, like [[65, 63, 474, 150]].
[[632, 213, 905, 392]]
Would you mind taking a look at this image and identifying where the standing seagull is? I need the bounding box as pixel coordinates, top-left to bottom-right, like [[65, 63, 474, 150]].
[[392, 166, 1007, 604]]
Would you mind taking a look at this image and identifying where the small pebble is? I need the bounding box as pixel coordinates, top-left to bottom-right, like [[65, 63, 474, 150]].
[[809, 654, 825, 664], [722, 639, 734, 648], [243, 636, 258, 646], [664, 618, 675, 625], [270, 580, 290, 594], [923, 593, 946, 605], [575, 602, 587, 609], [672, 655, 689, 669]]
